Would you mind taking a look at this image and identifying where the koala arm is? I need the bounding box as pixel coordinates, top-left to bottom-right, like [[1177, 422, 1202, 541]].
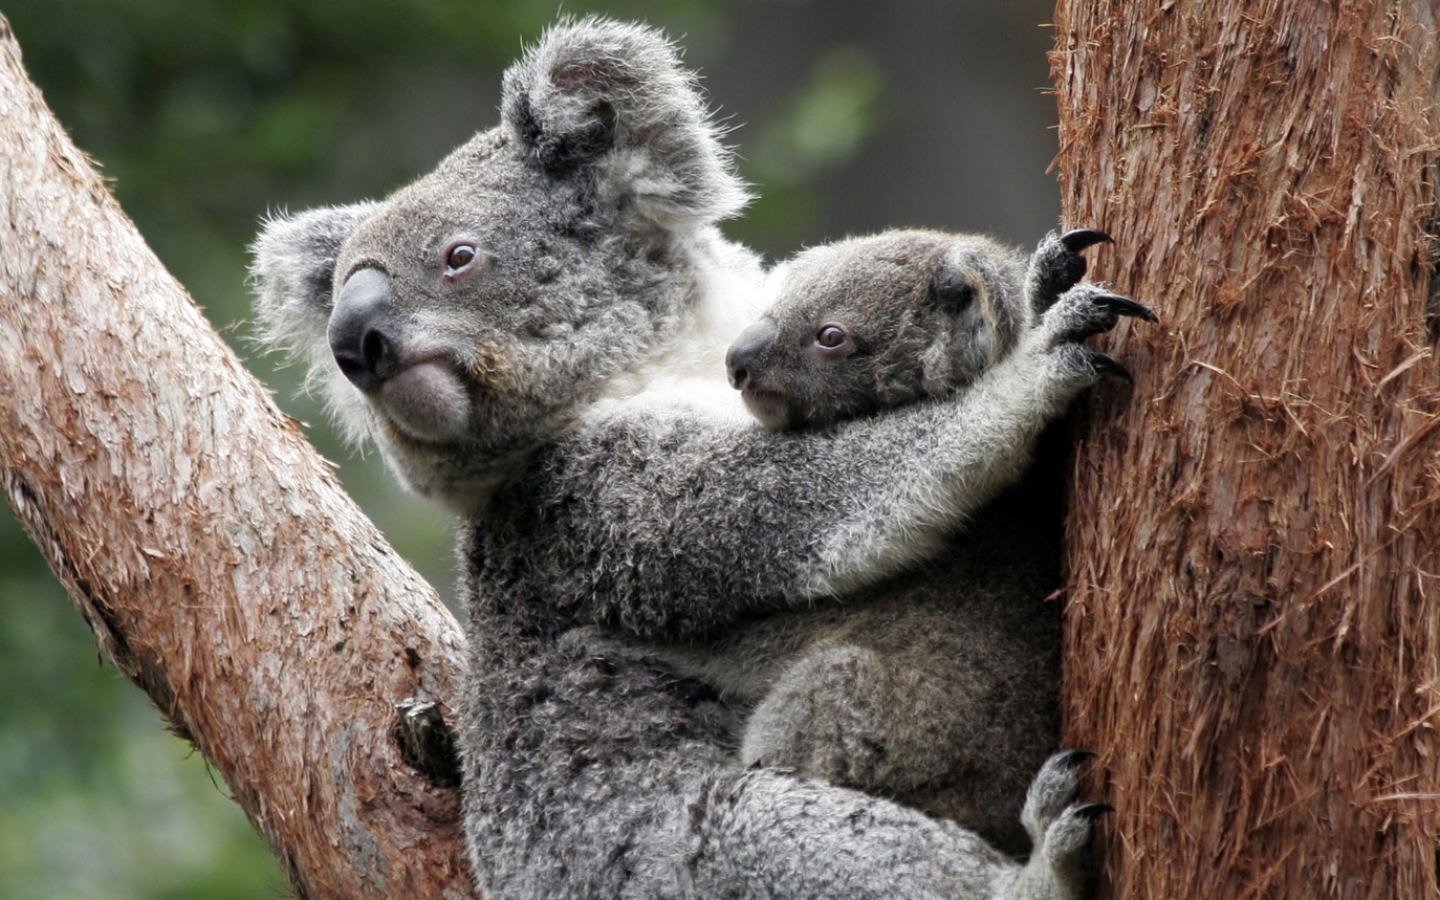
[[506, 286, 1141, 639]]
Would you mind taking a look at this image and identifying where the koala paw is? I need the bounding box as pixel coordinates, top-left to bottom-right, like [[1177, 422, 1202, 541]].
[[1034, 282, 1157, 390], [1025, 228, 1112, 314], [1020, 748, 1091, 843], [1014, 750, 1109, 900], [1040, 802, 1112, 863]]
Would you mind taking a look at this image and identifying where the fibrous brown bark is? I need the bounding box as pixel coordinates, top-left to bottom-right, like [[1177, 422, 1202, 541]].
[[1052, 1, 1440, 897], [0, 17, 474, 898]]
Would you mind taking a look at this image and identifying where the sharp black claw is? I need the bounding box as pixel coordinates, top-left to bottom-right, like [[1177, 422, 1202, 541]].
[[1075, 802, 1115, 820], [1088, 350, 1132, 383], [1095, 292, 1159, 323], [1059, 228, 1113, 253], [1057, 748, 1096, 769]]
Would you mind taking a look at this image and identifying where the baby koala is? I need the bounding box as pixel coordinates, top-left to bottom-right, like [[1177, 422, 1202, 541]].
[[727, 227, 1141, 427], [730, 229, 1030, 430], [585, 227, 1150, 855]]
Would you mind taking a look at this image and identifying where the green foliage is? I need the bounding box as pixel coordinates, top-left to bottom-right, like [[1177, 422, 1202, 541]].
[[0, 1, 882, 895], [731, 45, 886, 248]]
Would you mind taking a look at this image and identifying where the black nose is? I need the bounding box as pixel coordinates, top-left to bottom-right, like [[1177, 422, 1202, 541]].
[[328, 268, 398, 393], [726, 320, 778, 390]]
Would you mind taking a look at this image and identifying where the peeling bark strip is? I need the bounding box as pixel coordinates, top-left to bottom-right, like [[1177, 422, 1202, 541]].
[[1052, 1, 1440, 897], [0, 17, 474, 898]]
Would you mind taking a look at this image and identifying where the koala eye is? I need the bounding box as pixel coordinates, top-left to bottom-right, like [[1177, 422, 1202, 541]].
[[442, 241, 485, 281], [814, 324, 851, 354]]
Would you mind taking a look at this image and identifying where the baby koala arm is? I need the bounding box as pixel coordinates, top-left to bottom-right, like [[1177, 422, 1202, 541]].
[[508, 283, 1153, 638], [799, 281, 1153, 597]]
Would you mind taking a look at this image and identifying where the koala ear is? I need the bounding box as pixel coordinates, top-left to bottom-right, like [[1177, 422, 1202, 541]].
[[248, 201, 381, 363], [919, 253, 1018, 397], [501, 17, 750, 230], [929, 261, 977, 314]]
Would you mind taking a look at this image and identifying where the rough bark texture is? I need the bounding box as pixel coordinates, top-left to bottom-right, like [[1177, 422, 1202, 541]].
[[0, 17, 474, 898], [1052, 1, 1440, 897]]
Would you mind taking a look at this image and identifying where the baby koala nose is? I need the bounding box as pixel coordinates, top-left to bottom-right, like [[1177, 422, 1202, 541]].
[[726, 319, 778, 390], [328, 267, 400, 393]]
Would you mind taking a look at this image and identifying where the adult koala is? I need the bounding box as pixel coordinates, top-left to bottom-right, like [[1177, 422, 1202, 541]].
[[252, 17, 1115, 900]]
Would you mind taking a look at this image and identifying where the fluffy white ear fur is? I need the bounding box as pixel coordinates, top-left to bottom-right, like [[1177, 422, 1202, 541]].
[[248, 201, 385, 452], [501, 16, 750, 230], [248, 201, 382, 364]]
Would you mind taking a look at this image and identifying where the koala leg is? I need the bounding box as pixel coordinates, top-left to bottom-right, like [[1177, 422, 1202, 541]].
[[469, 622, 1072, 900], [743, 642, 967, 794], [737, 628, 1053, 857], [740, 644, 921, 791], [1023, 227, 1112, 315], [1004, 749, 1110, 900], [701, 749, 1104, 900], [684, 765, 1020, 900]]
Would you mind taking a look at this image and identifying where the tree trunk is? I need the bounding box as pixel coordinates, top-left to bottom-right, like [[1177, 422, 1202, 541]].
[[0, 17, 474, 899], [1051, 1, 1440, 896]]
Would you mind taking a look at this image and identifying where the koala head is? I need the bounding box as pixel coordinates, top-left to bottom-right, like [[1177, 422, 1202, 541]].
[[250, 18, 748, 511], [727, 230, 1027, 431]]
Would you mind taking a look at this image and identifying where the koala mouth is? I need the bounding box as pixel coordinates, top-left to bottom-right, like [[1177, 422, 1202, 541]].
[[740, 387, 791, 430], [376, 359, 472, 442]]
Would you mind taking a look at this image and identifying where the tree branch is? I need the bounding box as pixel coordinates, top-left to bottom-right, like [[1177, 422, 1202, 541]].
[[0, 16, 473, 898]]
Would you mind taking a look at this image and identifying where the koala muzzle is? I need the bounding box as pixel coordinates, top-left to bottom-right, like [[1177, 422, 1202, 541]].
[[726, 319, 778, 390], [329, 267, 400, 393]]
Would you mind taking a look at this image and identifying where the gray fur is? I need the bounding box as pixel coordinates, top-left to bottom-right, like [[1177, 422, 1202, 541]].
[[250, 18, 759, 510], [249, 17, 1112, 899], [591, 229, 1139, 854], [731, 230, 1029, 431]]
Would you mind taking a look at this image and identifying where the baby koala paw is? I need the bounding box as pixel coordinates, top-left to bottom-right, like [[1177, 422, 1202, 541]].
[[1025, 227, 1112, 314], [1030, 277, 1156, 400]]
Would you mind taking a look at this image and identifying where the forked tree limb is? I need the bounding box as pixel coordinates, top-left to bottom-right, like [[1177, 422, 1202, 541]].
[[0, 17, 473, 898], [1052, 2, 1440, 897]]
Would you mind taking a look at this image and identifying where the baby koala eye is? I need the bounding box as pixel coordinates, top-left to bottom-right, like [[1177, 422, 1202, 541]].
[[814, 324, 851, 354], [442, 240, 485, 281]]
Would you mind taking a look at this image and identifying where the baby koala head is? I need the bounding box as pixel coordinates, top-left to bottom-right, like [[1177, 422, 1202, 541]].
[[728, 230, 1028, 430]]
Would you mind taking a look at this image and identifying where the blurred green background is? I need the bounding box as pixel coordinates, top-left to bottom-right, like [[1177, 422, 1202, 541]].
[[0, 1, 1058, 896]]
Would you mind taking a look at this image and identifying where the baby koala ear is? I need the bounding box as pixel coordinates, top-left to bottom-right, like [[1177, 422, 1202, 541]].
[[918, 250, 1021, 397], [248, 200, 382, 364], [929, 258, 978, 314], [501, 16, 750, 230]]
